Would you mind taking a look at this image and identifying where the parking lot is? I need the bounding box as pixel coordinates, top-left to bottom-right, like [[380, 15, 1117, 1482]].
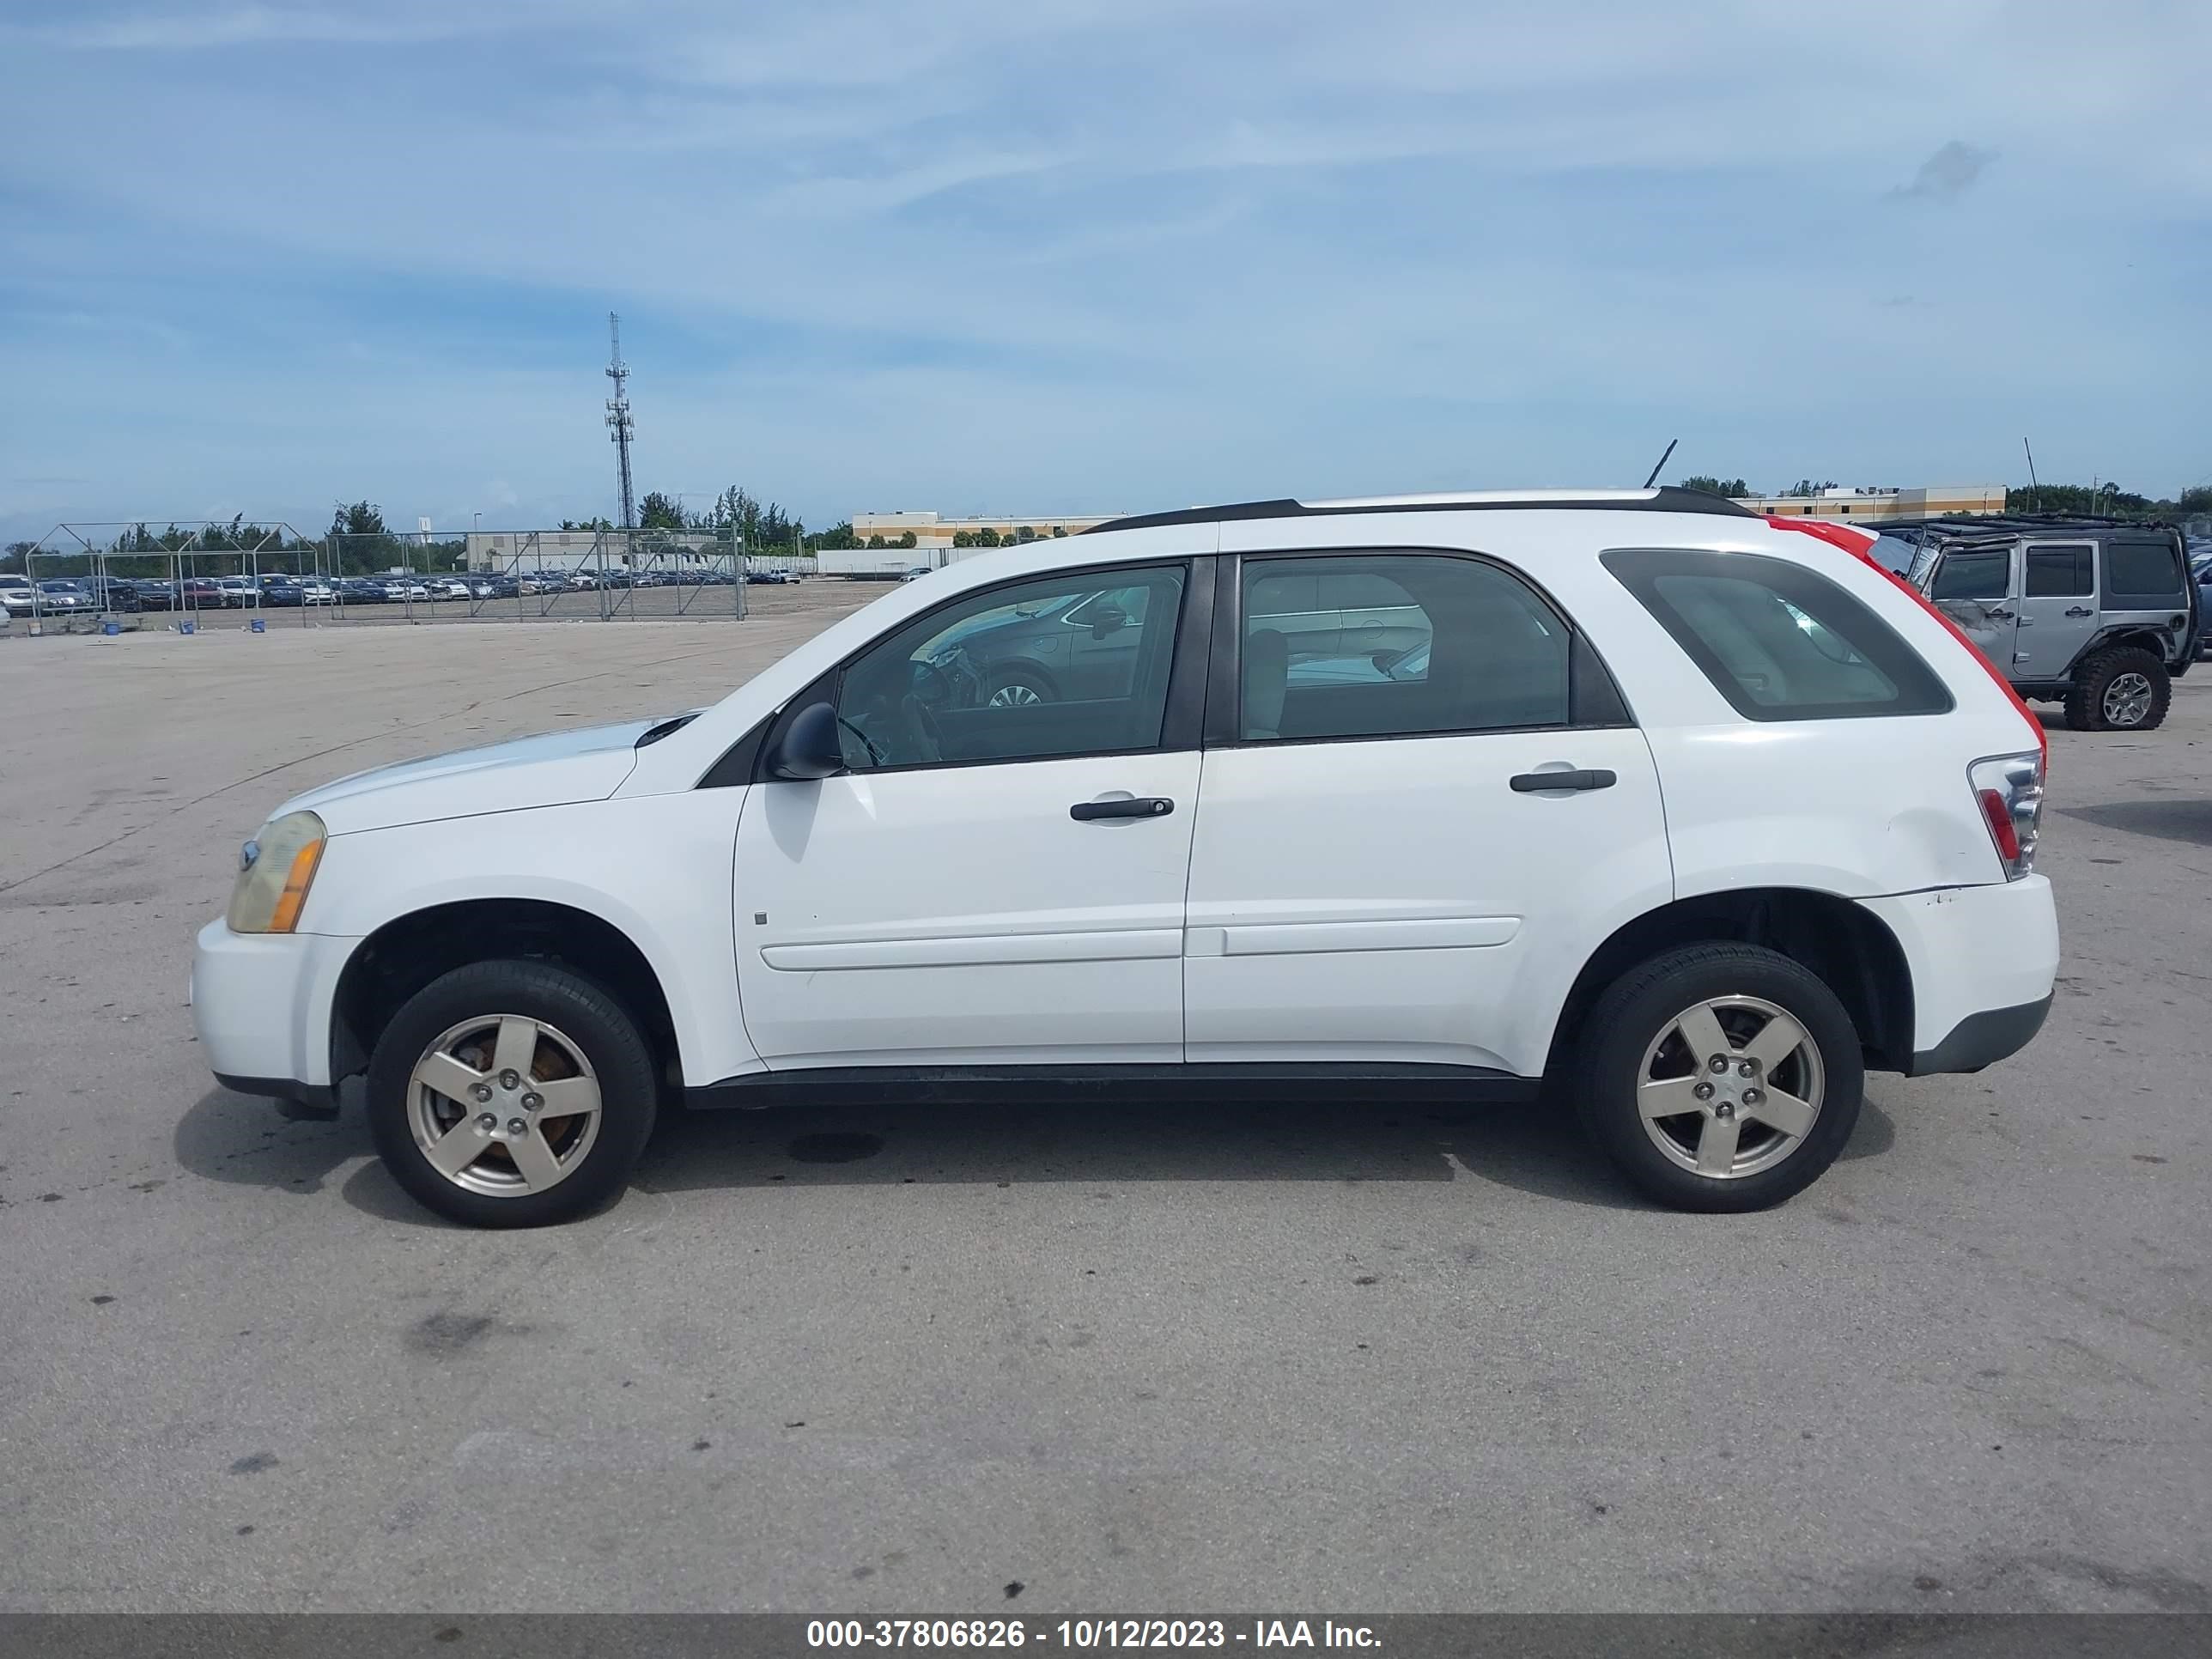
[[1, 601, 2207, 1613]]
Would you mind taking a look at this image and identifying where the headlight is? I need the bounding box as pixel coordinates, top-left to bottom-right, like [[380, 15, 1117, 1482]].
[[226, 811, 326, 933]]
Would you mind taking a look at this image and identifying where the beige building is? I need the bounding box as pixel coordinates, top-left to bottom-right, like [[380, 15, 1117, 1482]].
[[1738, 485, 2007, 523], [850, 510, 1122, 553]]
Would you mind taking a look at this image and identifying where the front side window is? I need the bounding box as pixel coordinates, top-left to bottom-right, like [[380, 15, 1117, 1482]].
[[1603, 548, 1953, 721], [1929, 549, 2012, 602], [833, 564, 1188, 770], [2103, 538, 2184, 603], [1240, 553, 1571, 741]]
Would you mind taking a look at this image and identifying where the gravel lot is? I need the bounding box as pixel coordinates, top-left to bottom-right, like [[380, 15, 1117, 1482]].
[[1, 603, 2207, 1614]]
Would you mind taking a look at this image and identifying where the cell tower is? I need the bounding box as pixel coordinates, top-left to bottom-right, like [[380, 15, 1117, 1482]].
[[605, 312, 635, 530]]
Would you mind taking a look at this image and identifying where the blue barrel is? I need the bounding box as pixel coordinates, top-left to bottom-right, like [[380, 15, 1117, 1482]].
[[179, 619, 197, 635], [250, 616, 266, 634], [103, 620, 123, 636]]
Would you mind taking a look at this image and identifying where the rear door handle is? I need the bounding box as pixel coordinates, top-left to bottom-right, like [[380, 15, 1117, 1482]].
[[2065, 606, 2094, 617], [1986, 607, 2015, 620], [1070, 796, 1175, 821], [1509, 769, 1616, 793]]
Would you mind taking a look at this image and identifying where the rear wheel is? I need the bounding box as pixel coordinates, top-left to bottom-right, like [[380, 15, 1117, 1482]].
[[1571, 944, 1863, 1212], [366, 959, 658, 1228], [2064, 646, 2169, 732]]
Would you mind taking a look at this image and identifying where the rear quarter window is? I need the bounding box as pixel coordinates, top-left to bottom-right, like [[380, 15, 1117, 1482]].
[[2103, 538, 2185, 603], [1602, 548, 1954, 721]]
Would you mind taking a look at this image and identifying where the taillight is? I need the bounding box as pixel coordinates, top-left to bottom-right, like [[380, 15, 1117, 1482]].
[[1969, 752, 2043, 879]]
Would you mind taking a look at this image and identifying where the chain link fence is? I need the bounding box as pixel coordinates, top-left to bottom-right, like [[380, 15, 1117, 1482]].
[[3, 524, 842, 635]]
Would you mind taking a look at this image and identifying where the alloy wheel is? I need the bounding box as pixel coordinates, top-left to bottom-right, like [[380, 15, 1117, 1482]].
[[1635, 995, 1826, 1178], [2102, 672, 2154, 726], [408, 1014, 603, 1197]]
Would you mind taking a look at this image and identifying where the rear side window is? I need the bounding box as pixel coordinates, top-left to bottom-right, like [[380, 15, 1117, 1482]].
[[2103, 538, 2184, 602], [2025, 544, 2094, 597], [1603, 548, 1954, 721], [1929, 549, 2011, 601]]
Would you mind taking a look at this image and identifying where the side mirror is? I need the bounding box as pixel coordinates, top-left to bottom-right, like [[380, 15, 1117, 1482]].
[[765, 701, 845, 781], [1089, 603, 1127, 639]]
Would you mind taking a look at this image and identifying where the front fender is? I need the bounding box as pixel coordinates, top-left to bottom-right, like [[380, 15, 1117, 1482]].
[[302, 790, 762, 1087]]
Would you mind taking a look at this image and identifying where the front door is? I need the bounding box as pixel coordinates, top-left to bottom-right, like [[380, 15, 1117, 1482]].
[[1182, 549, 1673, 1075], [1927, 543, 2020, 672], [732, 560, 1206, 1069], [2014, 541, 2098, 682]]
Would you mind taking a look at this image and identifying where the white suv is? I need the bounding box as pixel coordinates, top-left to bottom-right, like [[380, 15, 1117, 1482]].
[[191, 489, 2059, 1226]]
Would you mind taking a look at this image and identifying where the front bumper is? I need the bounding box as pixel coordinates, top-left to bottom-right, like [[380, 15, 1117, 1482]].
[[190, 919, 360, 1102]]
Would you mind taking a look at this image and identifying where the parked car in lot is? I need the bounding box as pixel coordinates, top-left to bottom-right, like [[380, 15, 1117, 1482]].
[[2193, 549, 2211, 658], [133, 580, 178, 611], [193, 488, 2058, 1228], [381, 577, 431, 602], [77, 574, 145, 612], [175, 575, 227, 609], [0, 574, 35, 617], [1881, 515, 2199, 730], [257, 575, 304, 607], [332, 577, 386, 605], [34, 579, 95, 615]]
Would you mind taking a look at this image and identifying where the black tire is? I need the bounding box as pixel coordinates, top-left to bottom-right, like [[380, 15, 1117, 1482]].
[[2063, 645, 2169, 732], [1571, 943, 1863, 1213], [366, 959, 658, 1228], [984, 662, 1058, 707]]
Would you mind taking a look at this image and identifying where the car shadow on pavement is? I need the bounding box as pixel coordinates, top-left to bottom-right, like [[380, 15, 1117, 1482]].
[[2057, 797, 2212, 849], [629, 1097, 1657, 1211], [173, 1081, 373, 1200], [173, 1083, 1899, 1226]]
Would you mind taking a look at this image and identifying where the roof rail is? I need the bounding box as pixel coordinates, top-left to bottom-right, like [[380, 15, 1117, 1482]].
[[1086, 486, 1756, 535]]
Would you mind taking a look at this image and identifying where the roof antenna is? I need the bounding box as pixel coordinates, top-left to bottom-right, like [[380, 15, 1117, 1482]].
[[1642, 438, 1678, 491]]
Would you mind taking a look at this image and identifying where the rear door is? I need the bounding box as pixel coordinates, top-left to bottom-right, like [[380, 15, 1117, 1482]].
[[1182, 547, 1671, 1076], [2014, 542, 2097, 680]]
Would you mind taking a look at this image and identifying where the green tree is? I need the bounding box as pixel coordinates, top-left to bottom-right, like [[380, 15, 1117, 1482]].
[[1783, 479, 1838, 499], [952, 530, 975, 548], [897, 531, 918, 550], [1678, 476, 1749, 499], [637, 491, 685, 530], [1014, 525, 1036, 544], [975, 526, 1002, 548]]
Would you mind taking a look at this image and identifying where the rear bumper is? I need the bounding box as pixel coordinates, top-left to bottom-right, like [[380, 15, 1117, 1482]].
[[1856, 876, 2059, 1075], [1908, 993, 2052, 1077]]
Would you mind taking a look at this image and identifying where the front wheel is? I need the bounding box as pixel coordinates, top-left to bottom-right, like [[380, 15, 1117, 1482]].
[[366, 960, 659, 1228], [1571, 944, 1863, 1212], [984, 664, 1057, 707]]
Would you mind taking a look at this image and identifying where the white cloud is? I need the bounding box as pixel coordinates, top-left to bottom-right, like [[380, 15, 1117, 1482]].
[[1, 0, 2207, 544]]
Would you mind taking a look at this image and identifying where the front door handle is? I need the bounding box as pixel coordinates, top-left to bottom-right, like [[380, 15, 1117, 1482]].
[[1509, 769, 1617, 793], [2065, 606, 2094, 617], [1071, 796, 1175, 821], [1986, 607, 2015, 621]]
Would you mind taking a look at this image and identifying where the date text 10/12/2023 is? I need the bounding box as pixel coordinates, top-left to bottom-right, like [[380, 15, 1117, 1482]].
[[807, 1621, 1382, 1650]]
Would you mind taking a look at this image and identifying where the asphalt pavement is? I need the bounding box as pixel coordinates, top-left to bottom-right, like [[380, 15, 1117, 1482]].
[[1, 609, 2207, 1613]]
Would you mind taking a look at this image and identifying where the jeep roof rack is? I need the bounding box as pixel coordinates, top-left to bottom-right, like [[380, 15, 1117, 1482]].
[[1086, 487, 1757, 535], [1879, 514, 2179, 538]]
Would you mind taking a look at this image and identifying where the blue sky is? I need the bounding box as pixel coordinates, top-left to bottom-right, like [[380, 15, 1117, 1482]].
[[1, 0, 2206, 543]]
